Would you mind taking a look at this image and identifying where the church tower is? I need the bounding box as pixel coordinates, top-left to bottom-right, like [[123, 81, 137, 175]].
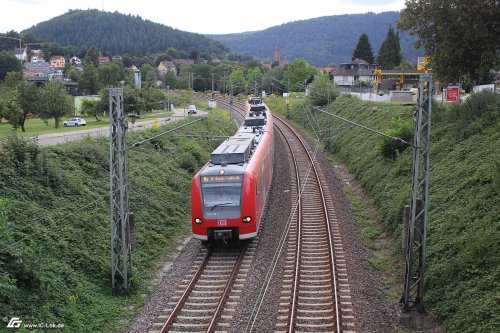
[[274, 38, 281, 64]]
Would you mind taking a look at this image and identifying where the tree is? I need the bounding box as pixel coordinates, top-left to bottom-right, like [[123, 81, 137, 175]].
[[140, 63, 158, 87], [41, 81, 74, 128], [352, 33, 374, 64], [262, 66, 285, 95], [80, 98, 101, 121], [308, 73, 340, 106], [0, 50, 22, 82], [78, 65, 99, 94], [246, 67, 263, 96], [163, 71, 177, 90], [4, 71, 24, 89], [376, 26, 402, 69], [229, 69, 245, 95], [397, 0, 500, 84], [16, 84, 42, 132], [97, 61, 121, 87], [282, 58, 318, 92], [0, 91, 23, 129], [66, 68, 80, 82], [84, 45, 99, 67]]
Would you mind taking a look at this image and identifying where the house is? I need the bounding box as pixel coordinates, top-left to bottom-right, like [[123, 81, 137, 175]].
[[173, 58, 194, 66], [98, 56, 110, 64], [50, 55, 65, 68], [70, 56, 81, 65], [332, 59, 377, 87], [14, 47, 27, 61], [158, 60, 177, 77], [30, 49, 44, 63], [24, 61, 51, 76]]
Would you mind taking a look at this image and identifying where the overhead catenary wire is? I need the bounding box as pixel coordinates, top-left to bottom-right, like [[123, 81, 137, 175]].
[[129, 116, 208, 148], [313, 106, 411, 145]]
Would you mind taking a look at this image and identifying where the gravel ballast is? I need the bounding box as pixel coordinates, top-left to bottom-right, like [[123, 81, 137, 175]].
[[125, 120, 399, 333]]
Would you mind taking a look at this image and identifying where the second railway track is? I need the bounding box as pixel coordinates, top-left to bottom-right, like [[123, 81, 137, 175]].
[[272, 115, 355, 333]]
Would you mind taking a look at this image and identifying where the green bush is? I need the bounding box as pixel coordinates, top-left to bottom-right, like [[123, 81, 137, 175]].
[[380, 116, 413, 159]]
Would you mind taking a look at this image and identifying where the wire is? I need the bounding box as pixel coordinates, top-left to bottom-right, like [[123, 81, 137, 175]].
[[129, 116, 207, 148], [314, 106, 411, 145]]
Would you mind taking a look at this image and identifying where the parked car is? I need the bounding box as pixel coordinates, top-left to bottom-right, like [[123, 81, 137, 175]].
[[187, 105, 197, 114], [63, 117, 87, 127]]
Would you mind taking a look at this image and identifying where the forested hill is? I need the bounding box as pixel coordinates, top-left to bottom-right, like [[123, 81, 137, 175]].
[[209, 11, 423, 67], [24, 9, 229, 57]]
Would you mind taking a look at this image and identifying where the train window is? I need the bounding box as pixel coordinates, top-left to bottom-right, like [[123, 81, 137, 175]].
[[201, 182, 242, 210]]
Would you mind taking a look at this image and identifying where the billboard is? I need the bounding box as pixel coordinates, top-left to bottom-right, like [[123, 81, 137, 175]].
[[446, 86, 460, 103]]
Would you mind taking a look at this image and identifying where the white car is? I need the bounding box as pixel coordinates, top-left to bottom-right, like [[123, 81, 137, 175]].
[[63, 117, 87, 127]]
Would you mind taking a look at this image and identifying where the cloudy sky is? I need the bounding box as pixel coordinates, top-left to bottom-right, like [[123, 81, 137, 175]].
[[1, 0, 405, 34]]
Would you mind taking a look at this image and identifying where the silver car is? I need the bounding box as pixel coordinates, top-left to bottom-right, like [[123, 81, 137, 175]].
[[63, 117, 87, 127]]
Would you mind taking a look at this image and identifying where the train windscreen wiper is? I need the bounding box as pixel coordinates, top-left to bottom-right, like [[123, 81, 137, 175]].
[[210, 202, 239, 210]]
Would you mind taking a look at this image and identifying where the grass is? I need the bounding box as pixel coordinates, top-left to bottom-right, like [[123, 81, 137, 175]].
[[0, 110, 173, 139]]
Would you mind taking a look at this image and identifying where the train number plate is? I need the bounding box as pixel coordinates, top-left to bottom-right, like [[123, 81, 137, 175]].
[[217, 219, 227, 226]]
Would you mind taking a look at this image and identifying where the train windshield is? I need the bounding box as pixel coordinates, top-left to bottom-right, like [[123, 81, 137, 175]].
[[200, 175, 243, 213]]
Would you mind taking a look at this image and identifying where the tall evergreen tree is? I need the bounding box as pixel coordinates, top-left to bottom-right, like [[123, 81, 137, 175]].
[[352, 33, 374, 64], [84, 45, 100, 67], [79, 45, 100, 94], [376, 26, 402, 69]]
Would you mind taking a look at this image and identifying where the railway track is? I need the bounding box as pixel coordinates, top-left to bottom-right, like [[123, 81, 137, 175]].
[[154, 94, 355, 332], [149, 242, 257, 333], [272, 116, 355, 333]]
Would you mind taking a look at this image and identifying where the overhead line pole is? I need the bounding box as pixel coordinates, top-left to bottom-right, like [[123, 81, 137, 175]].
[[399, 73, 432, 317], [109, 87, 132, 295]]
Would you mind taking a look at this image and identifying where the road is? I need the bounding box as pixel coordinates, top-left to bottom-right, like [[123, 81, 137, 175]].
[[33, 108, 206, 146]]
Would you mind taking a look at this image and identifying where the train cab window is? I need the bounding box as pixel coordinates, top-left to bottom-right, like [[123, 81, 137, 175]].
[[200, 175, 243, 215]]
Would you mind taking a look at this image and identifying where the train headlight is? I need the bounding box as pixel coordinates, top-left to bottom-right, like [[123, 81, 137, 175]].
[[242, 216, 252, 223], [194, 217, 203, 224]]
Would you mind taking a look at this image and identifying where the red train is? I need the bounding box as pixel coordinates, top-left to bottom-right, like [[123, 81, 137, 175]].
[[191, 97, 274, 242]]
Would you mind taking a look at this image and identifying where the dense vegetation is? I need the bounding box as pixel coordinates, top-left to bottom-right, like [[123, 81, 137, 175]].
[[265, 91, 499, 332], [0, 107, 237, 332], [397, 0, 499, 84], [210, 11, 422, 66], [24, 9, 229, 58]]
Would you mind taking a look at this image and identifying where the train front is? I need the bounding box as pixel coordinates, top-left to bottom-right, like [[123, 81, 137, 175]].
[[191, 136, 256, 242]]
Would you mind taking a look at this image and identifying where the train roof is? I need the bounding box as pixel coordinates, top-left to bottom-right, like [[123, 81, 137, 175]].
[[201, 100, 271, 175]]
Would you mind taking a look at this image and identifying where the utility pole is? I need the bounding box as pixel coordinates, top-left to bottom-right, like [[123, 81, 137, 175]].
[[398, 74, 432, 327], [166, 85, 170, 111], [109, 88, 132, 295]]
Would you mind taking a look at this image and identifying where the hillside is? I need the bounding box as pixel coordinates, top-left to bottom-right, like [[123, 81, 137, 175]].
[[0, 105, 237, 332], [210, 11, 423, 66], [23, 9, 229, 57], [265, 92, 500, 332], [23, 10, 422, 67]]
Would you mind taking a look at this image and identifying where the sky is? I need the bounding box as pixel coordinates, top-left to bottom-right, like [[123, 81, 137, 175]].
[[1, 0, 405, 35]]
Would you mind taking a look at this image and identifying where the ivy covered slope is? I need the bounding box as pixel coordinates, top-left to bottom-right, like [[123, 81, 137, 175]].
[[0, 112, 234, 332], [267, 91, 499, 332]]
